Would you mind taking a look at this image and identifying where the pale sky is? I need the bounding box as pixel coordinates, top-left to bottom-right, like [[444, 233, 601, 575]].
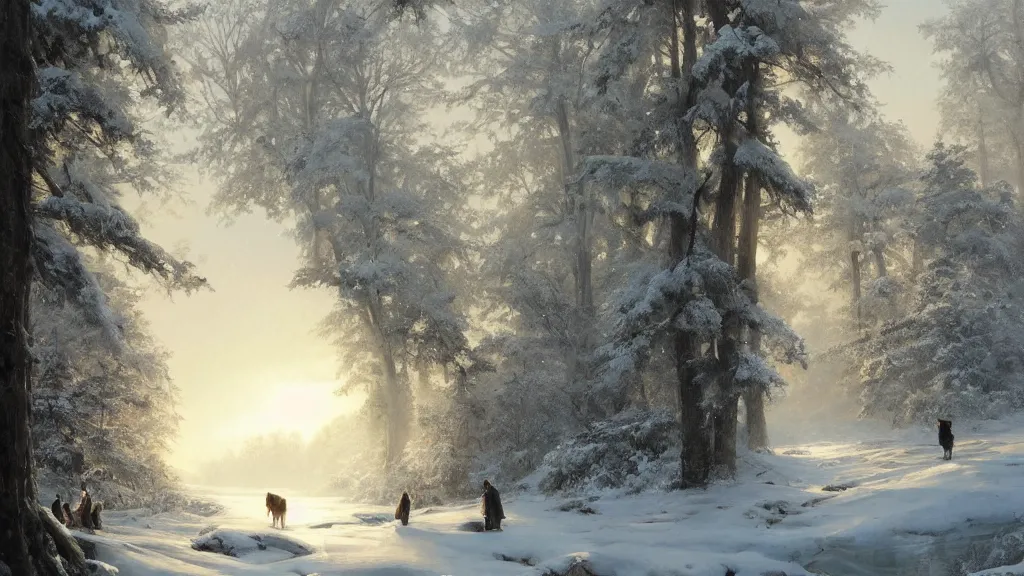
[[133, 0, 948, 475]]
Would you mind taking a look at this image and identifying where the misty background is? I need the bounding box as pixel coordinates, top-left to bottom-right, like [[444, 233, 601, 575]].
[[131, 0, 940, 490]]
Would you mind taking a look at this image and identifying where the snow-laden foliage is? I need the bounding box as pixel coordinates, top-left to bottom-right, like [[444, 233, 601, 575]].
[[555, 0, 868, 481], [537, 409, 678, 495], [797, 107, 920, 327], [32, 257, 181, 506], [733, 138, 812, 213], [470, 333, 577, 484], [851, 145, 1024, 425], [31, 0, 205, 333], [185, 0, 472, 465], [598, 246, 806, 406], [26, 0, 204, 510], [450, 0, 639, 435]]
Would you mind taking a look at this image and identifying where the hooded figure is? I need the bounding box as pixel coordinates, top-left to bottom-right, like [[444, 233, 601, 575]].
[[90, 500, 103, 530], [51, 494, 63, 522], [395, 492, 411, 526], [77, 488, 94, 529], [481, 480, 505, 531]]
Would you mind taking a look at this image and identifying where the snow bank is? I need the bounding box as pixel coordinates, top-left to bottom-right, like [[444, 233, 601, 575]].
[[61, 418, 1024, 576], [191, 529, 314, 562]]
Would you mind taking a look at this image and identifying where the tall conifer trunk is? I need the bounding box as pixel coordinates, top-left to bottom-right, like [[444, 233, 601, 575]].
[[706, 0, 742, 476], [673, 0, 712, 488], [0, 2, 82, 574], [738, 63, 767, 450]]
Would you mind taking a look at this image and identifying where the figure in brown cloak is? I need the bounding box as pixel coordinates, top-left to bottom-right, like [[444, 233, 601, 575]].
[[481, 480, 505, 531], [395, 492, 411, 526], [62, 502, 75, 527], [77, 488, 94, 529]]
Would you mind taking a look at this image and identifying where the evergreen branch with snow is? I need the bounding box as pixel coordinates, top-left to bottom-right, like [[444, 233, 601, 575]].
[[35, 196, 207, 293]]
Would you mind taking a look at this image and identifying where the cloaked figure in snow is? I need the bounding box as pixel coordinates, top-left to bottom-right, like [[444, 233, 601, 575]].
[[481, 480, 505, 531], [395, 492, 411, 526], [91, 500, 103, 530], [51, 494, 63, 522]]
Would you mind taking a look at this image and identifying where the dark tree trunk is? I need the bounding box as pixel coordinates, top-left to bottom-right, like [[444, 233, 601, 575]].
[[737, 174, 766, 451], [706, 0, 743, 477], [709, 115, 741, 478], [381, 344, 408, 466], [0, 2, 81, 574], [672, 0, 711, 489], [737, 60, 768, 452]]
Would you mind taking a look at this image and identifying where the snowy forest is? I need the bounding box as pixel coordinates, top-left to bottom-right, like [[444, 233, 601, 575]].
[[4, 0, 1024, 574]]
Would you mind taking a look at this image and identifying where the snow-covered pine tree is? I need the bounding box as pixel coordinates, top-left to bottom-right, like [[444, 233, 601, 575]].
[[29, 0, 206, 509], [584, 0, 877, 479], [32, 0, 207, 333], [572, 0, 784, 484], [4, 1, 204, 572], [186, 0, 471, 467], [688, 0, 883, 467], [855, 144, 1024, 425], [32, 257, 180, 500]]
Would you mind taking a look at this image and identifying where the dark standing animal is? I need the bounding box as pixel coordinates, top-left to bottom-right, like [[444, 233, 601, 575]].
[[266, 492, 287, 529], [395, 492, 411, 526], [51, 494, 63, 522], [481, 480, 505, 531], [938, 419, 955, 460]]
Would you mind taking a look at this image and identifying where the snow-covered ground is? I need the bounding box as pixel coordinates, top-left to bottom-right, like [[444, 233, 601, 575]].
[[72, 418, 1024, 576]]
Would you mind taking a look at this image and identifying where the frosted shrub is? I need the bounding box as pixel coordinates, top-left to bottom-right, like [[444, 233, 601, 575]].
[[538, 409, 678, 494]]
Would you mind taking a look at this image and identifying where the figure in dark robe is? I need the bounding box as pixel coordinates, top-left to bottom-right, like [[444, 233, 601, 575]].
[[77, 489, 94, 530], [481, 480, 505, 531], [90, 500, 103, 530], [51, 494, 63, 522], [395, 492, 411, 526]]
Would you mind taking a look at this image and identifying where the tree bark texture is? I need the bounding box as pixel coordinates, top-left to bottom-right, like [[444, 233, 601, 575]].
[[706, 0, 743, 477], [709, 118, 740, 477], [0, 2, 82, 574], [872, 247, 887, 278], [737, 59, 769, 452], [737, 173, 766, 451], [672, 0, 712, 489]]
